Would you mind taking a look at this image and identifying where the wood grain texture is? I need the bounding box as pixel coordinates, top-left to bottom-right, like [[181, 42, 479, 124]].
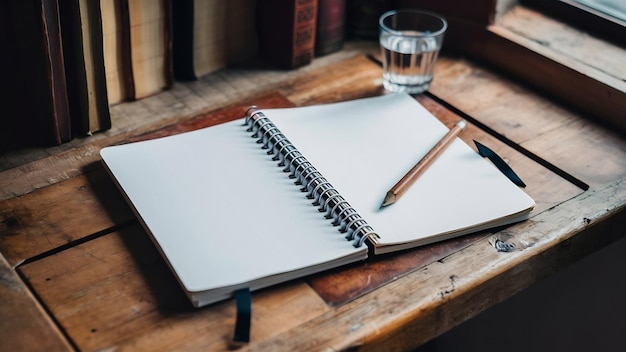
[[127, 92, 295, 143], [0, 169, 134, 267], [1, 85, 583, 313], [498, 6, 626, 81], [483, 6, 626, 132], [429, 56, 626, 188], [2, 44, 626, 351], [0, 252, 72, 351], [277, 55, 384, 106], [19, 224, 330, 351]]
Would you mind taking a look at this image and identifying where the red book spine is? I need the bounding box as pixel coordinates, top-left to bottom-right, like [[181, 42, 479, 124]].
[[315, 0, 345, 56], [258, 0, 319, 69]]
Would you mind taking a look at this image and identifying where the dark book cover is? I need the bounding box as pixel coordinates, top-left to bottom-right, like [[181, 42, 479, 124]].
[[258, 0, 319, 69], [59, 0, 112, 136], [1, 0, 73, 149], [316, 0, 346, 56], [172, 0, 197, 81]]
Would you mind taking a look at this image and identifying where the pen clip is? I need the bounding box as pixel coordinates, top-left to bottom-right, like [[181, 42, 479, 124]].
[[474, 140, 526, 188]]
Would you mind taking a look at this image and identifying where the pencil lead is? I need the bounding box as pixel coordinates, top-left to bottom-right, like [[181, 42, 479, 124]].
[[381, 191, 396, 208]]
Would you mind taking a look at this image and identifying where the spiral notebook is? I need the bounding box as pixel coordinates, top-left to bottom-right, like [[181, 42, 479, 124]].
[[100, 93, 535, 307]]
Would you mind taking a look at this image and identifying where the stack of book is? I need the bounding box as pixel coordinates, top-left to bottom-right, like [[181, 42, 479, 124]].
[[1, 0, 355, 149], [1, 0, 175, 148]]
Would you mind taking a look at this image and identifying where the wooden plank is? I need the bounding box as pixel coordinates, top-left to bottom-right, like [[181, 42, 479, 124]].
[[277, 55, 383, 106], [2, 82, 584, 307], [246, 179, 626, 351], [18, 224, 330, 351], [11, 66, 586, 351], [431, 56, 578, 142], [484, 25, 626, 131], [0, 168, 134, 267], [0, 252, 72, 351], [498, 6, 626, 81], [430, 57, 626, 188], [14, 167, 626, 352], [5, 49, 626, 351], [482, 8, 626, 131], [126, 92, 295, 143], [367, 50, 626, 192], [520, 118, 626, 188]]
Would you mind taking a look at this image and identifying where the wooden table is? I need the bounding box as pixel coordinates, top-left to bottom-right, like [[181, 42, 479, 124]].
[[2, 42, 625, 351]]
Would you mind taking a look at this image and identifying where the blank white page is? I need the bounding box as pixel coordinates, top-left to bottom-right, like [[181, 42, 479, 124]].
[[263, 93, 535, 254], [100, 119, 367, 306]]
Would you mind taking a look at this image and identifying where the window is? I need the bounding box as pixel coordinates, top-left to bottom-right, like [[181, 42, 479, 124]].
[[574, 0, 626, 22], [484, 0, 626, 131], [398, 0, 626, 130], [522, 0, 626, 45]]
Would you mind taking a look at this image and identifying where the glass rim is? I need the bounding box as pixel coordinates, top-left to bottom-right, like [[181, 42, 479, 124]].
[[379, 9, 448, 37]]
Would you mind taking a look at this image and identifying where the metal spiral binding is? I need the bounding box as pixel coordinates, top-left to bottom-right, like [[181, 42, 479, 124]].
[[244, 106, 380, 248]]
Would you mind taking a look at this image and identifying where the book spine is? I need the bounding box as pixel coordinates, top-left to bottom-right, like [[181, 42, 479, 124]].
[[171, 0, 196, 81], [257, 0, 319, 69], [84, 0, 112, 133], [126, 0, 173, 100], [118, 0, 136, 100], [292, 0, 318, 68], [4, 0, 73, 147], [315, 0, 345, 56], [162, 0, 174, 89], [100, 0, 135, 104], [42, 0, 74, 143], [58, 0, 112, 136]]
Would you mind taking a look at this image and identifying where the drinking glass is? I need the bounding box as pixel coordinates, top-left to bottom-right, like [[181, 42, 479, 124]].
[[379, 9, 447, 94]]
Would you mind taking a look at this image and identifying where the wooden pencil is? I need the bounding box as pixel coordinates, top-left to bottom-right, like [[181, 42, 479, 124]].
[[381, 119, 467, 207]]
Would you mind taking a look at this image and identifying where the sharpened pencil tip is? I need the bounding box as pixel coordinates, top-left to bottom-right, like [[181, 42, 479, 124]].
[[381, 191, 396, 208]]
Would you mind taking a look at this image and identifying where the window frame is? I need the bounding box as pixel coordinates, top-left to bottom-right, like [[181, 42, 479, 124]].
[[404, 0, 626, 132], [521, 0, 626, 46]]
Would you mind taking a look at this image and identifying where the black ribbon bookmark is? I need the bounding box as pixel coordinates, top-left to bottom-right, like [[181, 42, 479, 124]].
[[474, 140, 526, 188], [231, 288, 252, 347]]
